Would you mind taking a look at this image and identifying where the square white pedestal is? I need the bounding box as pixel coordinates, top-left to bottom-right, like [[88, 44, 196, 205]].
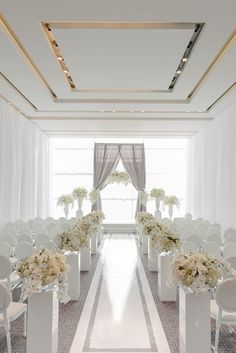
[[148, 238, 158, 271], [97, 227, 102, 245], [27, 290, 58, 353], [80, 247, 91, 271], [158, 253, 176, 301], [66, 252, 80, 300], [91, 233, 98, 255], [179, 287, 211, 353], [142, 235, 148, 254]]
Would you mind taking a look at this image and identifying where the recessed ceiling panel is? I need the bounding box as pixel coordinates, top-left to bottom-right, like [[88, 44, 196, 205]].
[[53, 27, 194, 91]]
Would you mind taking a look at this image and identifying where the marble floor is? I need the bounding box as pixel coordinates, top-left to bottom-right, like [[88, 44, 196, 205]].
[[70, 236, 171, 353]]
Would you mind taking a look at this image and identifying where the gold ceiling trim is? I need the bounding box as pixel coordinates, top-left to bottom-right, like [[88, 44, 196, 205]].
[[207, 81, 236, 111], [0, 14, 57, 100], [43, 21, 203, 93], [188, 28, 236, 99]]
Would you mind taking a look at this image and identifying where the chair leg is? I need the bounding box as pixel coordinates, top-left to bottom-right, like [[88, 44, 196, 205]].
[[4, 313, 11, 353], [23, 311, 27, 337], [214, 308, 222, 353]]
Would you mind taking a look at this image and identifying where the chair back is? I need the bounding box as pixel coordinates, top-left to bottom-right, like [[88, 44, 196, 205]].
[[0, 283, 11, 314], [17, 233, 33, 245], [35, 233, 50, 247], [223, 242, 236, 258], [41, 241, 57, 252], [202, 242, 221, 258], [0, 241, 12, 259], [0, 233, 16, 247], [225, 256, 236, 271], [206, 234, 222, 246], [225, 233, 236, 244], [224, 228, 236, 241], [15, 241, 33, 261], [187, 234, 202, 249], [0, 255, 12, 280], [183, 241, 197, 252], [215, 278, 236, 313]]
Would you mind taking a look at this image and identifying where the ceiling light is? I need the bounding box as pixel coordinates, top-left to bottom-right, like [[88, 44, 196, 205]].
[[141, 110, 145, 113], [100, 110, 104, 112], [176, 70, 182, 74], [63, 69, 68, 73], [130, 110, 134, 113], [112, 110, 116, 112], [58, 56, 63, 61], [182, 58, 188, 62]]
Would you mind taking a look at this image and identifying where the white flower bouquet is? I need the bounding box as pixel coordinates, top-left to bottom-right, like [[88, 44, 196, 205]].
[[17, 248, 70, 303], [150, 188, 165, 200], [89, 189, 100, 205], [108, 171, 130, 185], [136, 212, 154, 225], [152, 227, 182, 254], [88, 211, 105, 225], [138, 191, 149, 205], [57, 194, 73, 207], [72, 187, 88, 200], [57, 230, 80, 252], [142, 219, 165, 237], [164, 195, 180, 208], [171, 252, 234, 293]]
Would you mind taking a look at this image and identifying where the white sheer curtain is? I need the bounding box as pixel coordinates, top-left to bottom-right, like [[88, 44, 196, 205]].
[[0, 98, 49, 225], [187, 100, 236, 230]]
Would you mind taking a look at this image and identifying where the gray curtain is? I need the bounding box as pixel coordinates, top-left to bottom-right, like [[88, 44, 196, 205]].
[[119, 144, 146, 214], [92, 143, 120, 211]]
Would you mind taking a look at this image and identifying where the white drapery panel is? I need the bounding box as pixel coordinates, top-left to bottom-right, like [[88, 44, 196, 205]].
[[92, 143, 146, 213], [0, 98, 49, 225], [186, 100, 236, 230]]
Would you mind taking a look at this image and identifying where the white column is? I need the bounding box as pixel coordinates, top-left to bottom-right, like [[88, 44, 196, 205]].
[[142, 235, 148, 254], [65, 252, 80, 300], [148, 238, 158, 271], [158, 253, 176, 301], [80, 247, 91, 271], [179, 287, 211, 353], [91, 233, 98, 255], [27, 290, 58, 353]]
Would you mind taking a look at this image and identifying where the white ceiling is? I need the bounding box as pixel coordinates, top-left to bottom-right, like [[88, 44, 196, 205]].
[[0, 0, 236, 136]]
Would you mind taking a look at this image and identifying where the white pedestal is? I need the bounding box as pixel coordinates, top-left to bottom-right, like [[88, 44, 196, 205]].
[[91, 233, 98, 255], [155, 210, 162, 220], [158, 253, 176, 301], [97, 227, 102, 245], [76, 209, 83, 219], [80, 247, 91, 271], [65, 252, 80, 300], [148, 238, 158, 271], [27, 290, 58, 353], [142, 235, 148, 254], [179, 287, 211, 353], [138, 225, 143, 244]]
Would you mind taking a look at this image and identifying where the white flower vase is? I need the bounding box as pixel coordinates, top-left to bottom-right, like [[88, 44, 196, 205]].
[[155, 198, 162, 220], [27, 289, 58, 353], [148, 238, 158, 271], [158, 252, 176, 301], [168, 204, 174, 220], [64, 205, 69, 219], [179, 287, 211, 353], [76, 198, 83, 219]]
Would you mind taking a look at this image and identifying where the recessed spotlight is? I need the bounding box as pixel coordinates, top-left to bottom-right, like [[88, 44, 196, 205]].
[[112, 110, 116, 112], [63, 69, 68, 73], [141, 110, 145, 113], [186, 110, 190, 113], [176, 70, 182, 74], [198, 110, 202, 113], [182, 58, 188, 62], [58, 56, 63, 61], [100, 110, 104, 112], [130, 110, 134, 113]]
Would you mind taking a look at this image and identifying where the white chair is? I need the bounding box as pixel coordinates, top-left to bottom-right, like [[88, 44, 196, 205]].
[[224, 228, 236, 241], [193, 223, 209, 240], [46, 222, 57, 233], [182, 241, 198, 252], [1, 227, 16, 238], [0, 241, 13, 260], [223, 242, 236, 258], [179, 223, 193, 239], [0, 255, 13, 299], [60, 222, 71, 231], [211, 223, 221, 232], [34, 226, 48, 236], [185, 213, 192, 220], [0, 283, 27, 353], [41, 241, 57, 252], [211, 278, 236, 353], [207, 228, 221, 237], [187, 234, 203, 249], [225, 233, 236, 244], [225, 256, 236, 271], [206, 234, 223, 246], [17, 233, 33, 245], [35, 233, 50, 247], [48, 226, 62, 240], [202, 242, 221, 258], [0, 234, 16, 248], [18, 226, 32, 235], [15, 242, 33, 261]]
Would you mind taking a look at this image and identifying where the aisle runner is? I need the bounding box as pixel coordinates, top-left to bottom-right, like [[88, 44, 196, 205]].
[[70, 236, 171, 353]]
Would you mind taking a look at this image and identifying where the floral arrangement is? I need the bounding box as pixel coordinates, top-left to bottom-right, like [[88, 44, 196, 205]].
[[138, 191, 149, 205], [89, 189, 100, 205], [72, 187, 88, 200], [171, 252, 234, 293], [150, 188, 165, 200], [57, 194, 73, 207], [108, 171, 130, 185], [142, 219, 165, 237], [57, 230, 80, 252], [77, 217, 97, 236], [152, 227, 182, 254], [164, 195, 180, 208], [87, 211, 105, 225], [136, 212, 154, 225], [17, 248, 70, 303]]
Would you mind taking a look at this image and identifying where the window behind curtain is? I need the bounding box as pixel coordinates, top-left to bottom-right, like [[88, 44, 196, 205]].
[[50, 138, 187, 222]]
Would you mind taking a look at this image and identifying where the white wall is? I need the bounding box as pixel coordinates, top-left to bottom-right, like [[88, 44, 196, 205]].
[[0, 98, 49, 225], [187, 100, 236, 230]]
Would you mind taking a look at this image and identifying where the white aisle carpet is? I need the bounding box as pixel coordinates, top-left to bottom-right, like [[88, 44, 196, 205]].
[[70, 235, 171, 353]]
